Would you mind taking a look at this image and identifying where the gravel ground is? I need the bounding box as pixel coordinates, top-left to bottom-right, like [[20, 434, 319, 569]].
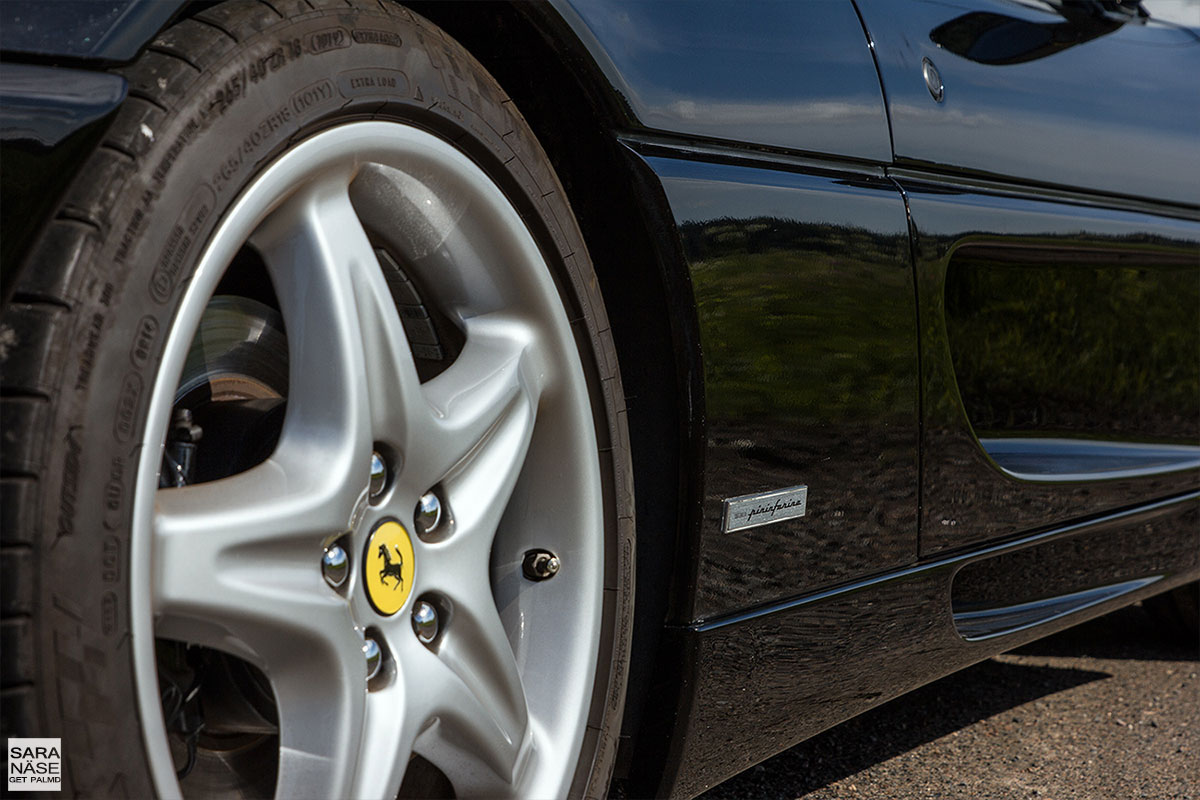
[[699, 603, 1198, 800]]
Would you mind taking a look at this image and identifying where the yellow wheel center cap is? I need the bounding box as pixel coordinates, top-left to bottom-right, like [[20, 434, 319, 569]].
[[363, 520, 416, 616]]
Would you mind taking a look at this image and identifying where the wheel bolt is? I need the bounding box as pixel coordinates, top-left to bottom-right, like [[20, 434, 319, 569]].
[[522, 549, 561, 581], [322, 543, 349, 589], [412, 600, 440, 644], [414, 491, 442, 535], [369, 451, 387, 500], [363, 636, 383, 681]]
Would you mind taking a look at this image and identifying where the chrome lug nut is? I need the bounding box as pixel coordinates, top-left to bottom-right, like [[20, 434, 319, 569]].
[[363, 636, 383, 681], [412, 600, 440, 644], [369, 451, 387, 500], [522, 549, 561, 581], [321, 543, 349, 589], [414, 491, 442, 535]]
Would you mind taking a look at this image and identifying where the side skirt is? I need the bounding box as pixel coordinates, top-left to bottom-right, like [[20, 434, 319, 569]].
[[661, 491, 1200, 798]]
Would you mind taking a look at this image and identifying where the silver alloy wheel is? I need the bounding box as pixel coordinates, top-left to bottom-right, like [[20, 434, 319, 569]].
[[130, 122, 606, 799]]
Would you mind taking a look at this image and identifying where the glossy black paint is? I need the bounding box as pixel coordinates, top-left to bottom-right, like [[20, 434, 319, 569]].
[[979, 439, 1200, 481], [0, 65, 126, 148], [0, 0, 183, 62], [929, 7, 1128, 65], [552, 0, 892, 162], [855, 0, 1200, 206], [944, 237, 1199, 442], [660, 492, 1200, 797], [0, 64, 127, 299], [901, 176, 1200, 555], [639, 148, 920, 619]]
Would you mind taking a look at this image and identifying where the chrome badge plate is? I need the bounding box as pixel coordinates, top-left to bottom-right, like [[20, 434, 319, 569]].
[[722, 485, 808, 533]]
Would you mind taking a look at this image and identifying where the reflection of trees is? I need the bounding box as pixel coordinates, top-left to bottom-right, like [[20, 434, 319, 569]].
[[679, 216, 908, 264], [944, 238, 1199, 442], [684, 215, 1199, 442], [681, 217, 916, 425]]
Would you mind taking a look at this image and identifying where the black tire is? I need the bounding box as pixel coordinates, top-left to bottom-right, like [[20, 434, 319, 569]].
[[0, 2, 634, 797]]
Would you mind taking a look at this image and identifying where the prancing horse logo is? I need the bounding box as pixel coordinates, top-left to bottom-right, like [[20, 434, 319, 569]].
[[364, 520, 415, 616], [378, 543, 404, 591]]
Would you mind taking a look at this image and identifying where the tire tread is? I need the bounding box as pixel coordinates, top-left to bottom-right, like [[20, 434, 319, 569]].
[[0, 302, 68, 398], [1, 478, 39, 546], [1, 685, 41, 741], [196, 0, 289, 41], [0, 397, 50, 475], [0, 0, 289, 771], [1, 547, 34, 616], [2, 617, 36, 685]]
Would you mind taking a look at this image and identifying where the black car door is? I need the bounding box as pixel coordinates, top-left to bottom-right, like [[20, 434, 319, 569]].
[[855, 0, 1200, 556]]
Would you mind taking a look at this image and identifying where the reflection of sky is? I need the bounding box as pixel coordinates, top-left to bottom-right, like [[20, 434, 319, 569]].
[[857, 0, 1200, 205], [907, 187, 1200, 243], [888, 100, 1200, 205], [1142, 0, 1200, 28], [574, 0, 875, 95], [0, 65, 126, 147], [564, 0, 892, 160], [647, 157, 908, 235]]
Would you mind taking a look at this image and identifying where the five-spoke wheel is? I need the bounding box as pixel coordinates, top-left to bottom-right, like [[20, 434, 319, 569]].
[[134, 122, 616, 798]]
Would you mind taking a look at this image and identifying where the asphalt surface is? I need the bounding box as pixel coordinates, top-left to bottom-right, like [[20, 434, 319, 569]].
[[699, 603, 1198, 800]]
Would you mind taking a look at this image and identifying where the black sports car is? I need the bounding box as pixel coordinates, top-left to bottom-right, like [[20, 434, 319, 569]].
[[2, 0, 1197, 797]]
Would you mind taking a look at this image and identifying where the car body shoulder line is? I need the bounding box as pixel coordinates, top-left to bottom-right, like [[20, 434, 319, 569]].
[[889, 163, 1200, 221], [620, 131, 889, 180]]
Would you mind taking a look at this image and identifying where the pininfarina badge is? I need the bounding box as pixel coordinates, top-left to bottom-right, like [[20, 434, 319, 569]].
[[722, 485, 808, 533]]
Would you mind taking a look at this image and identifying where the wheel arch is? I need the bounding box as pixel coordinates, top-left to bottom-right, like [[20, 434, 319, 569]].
[[5, 0, 705, 789], [400, 0, 705, 789]]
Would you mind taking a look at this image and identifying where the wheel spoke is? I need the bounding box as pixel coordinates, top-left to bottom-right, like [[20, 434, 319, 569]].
[[350, 253, 428, 446], [411, 588, 532, 796], [399, 314, 542, 493], [269, 625, 371, 800], [346, 647, 427, 800], [407, 314, 541, 562], [154, 456, 362, 649], [250, 170, 422, 470], [155, 471, 372, 799], [440, 393, 537, 566]]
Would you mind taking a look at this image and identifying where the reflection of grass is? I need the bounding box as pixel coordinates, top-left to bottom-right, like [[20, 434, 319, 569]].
[[686, 218, 1200, 442], [946, 250, 1200, 442], [686, 218, 916, 425]]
